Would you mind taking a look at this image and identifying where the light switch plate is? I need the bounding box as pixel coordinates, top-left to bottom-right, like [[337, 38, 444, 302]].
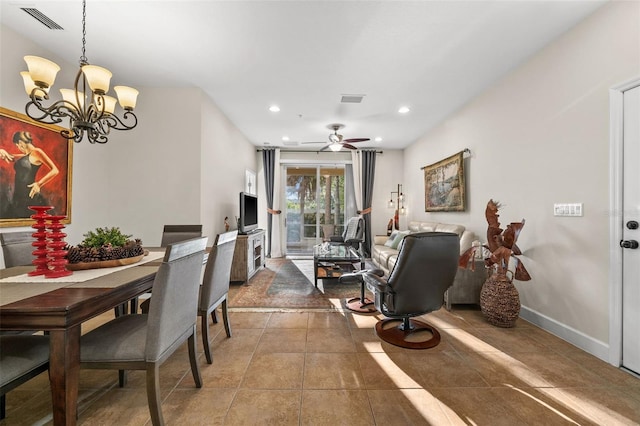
[[554, 203, 583, 217]]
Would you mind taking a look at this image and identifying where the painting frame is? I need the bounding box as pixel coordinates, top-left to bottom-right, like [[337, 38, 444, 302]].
[[0, 106, 73, 227], [245, 169, 256, 195], [423, 151, 466, 212]]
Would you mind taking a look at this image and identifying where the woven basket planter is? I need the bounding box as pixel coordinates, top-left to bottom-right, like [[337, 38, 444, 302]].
[[480, 271, 520, 328]]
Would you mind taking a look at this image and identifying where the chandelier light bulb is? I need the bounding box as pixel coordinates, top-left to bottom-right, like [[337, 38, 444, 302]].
[[82, 65, 112, 94], [114, 86, 139, 111], [20, 71, 48, 99], [101, 95, 117, 114], [23, 55, 60, 88], [60, 88, 85, 110]]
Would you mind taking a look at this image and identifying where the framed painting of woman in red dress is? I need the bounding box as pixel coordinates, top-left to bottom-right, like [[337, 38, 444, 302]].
[[0, 107, 72, 227]]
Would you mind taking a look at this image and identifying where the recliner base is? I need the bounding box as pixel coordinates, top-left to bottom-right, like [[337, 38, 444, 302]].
[[375, 318, 441, 349], [344, 297, 376, 313]]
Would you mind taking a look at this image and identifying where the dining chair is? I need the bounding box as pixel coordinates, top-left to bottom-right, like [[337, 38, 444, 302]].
[[0, 335, 50, 420], [160, 224, 203, 247], [118, 224, 204, 316], [199, 230, 237, 364], [0, 231, 33, 268], [80, 237, 207, 426]]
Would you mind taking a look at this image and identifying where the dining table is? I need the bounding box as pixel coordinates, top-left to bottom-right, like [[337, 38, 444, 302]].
[[0, 250, 166, 426]]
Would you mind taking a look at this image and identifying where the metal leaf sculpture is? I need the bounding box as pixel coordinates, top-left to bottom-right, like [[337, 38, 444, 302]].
[[459, 199, 531, 281]]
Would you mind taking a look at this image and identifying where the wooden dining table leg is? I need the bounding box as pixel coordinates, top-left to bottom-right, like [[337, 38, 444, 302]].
[[49, 325, 81, 426]]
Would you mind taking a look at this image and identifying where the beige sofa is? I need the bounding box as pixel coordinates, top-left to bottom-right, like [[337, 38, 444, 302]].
[[370, 221, 487, 309]]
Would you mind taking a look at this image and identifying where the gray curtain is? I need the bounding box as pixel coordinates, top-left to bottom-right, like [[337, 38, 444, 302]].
[[360, 150, 376, 257], [344, 164, 357, 219], [262, 148, 276, 257]]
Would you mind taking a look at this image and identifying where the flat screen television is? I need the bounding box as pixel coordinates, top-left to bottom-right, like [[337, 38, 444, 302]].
[[239, 192, 258, 234]]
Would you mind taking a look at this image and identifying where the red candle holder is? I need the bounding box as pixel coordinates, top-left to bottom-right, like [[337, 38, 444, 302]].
[[27, 205, 53, 277], [45, 214, 72, 278]]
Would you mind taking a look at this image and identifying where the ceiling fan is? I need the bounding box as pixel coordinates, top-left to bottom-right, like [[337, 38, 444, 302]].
[[302, 124, 370, 151]]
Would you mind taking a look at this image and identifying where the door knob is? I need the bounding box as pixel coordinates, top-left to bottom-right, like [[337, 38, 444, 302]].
[[627, 221, 639, 230], [620, 240, 639, 249]]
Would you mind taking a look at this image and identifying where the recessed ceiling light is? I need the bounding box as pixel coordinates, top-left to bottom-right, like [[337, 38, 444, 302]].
[[269, 105, 280, 112], [398, 106, 410, 114], [374, 137, 382, 142], [282, 136, 290, 141]]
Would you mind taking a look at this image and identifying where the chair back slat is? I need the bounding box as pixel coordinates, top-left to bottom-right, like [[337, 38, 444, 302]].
[[199, 231, 237, 311], [146, 237, 207, 361]]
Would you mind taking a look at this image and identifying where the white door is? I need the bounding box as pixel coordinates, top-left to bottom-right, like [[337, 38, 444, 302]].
[[622, 84, 640, 374]]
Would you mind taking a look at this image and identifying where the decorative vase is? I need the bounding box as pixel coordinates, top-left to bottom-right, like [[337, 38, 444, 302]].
[[45, 215, 72, 278], [27, 205, 53, 277], [479, 270, 520, 328]]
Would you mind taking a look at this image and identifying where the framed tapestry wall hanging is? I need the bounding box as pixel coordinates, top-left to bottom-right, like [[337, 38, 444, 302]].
[[0, 107, 73, 227], [423, 151, 466, 212]]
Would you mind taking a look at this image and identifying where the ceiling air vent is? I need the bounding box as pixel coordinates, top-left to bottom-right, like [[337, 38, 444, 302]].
[[341, 94, 365, 103], [21, 8, 64, 30]]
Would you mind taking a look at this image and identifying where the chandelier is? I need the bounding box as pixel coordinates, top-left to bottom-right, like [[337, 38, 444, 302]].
[[20, 0, 138, 144]]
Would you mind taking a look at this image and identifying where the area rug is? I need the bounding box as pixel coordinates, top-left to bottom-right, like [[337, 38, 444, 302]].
[[228, 257, 370, 310]]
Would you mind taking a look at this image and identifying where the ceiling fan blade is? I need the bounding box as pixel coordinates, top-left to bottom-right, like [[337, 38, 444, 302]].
[[342, 143, 358, 150], [319, 144, 330, 152], [343, 138, 370, 143], [300, 141, 326, 144]]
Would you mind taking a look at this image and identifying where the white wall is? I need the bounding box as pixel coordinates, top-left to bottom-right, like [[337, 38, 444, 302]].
[[200, 96, 257, 240], [0, 24, 256, 256], [404, 1, 640, 358]]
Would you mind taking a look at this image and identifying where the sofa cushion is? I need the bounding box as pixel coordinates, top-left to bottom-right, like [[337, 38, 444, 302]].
[[434, 223, 465, 237], [384, 231, 399, 247], [376, 246, 397, 270], [390, 230, 410, 249], [408, 221, 438, 233]]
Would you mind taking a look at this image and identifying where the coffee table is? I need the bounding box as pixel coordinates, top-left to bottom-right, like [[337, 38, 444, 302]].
[[313, 243, 365, 288]]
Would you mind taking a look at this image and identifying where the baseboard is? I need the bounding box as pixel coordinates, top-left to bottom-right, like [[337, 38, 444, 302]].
[[519, 306, 611, 363]]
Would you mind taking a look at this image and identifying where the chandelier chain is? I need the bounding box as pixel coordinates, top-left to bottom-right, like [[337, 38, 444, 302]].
[[80, 0, 87, 65]]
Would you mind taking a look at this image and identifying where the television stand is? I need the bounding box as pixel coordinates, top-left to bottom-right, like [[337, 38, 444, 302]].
[[231, 229, 265, 282]]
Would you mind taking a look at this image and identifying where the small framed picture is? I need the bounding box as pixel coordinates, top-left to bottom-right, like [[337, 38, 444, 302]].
[[245, 169, 256, 195]]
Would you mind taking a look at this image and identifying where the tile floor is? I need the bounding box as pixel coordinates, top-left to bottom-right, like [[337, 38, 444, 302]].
[[2, 306, 640, 425]]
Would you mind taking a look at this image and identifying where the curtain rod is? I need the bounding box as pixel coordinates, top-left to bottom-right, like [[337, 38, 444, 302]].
[[256, 149, 383, 154]]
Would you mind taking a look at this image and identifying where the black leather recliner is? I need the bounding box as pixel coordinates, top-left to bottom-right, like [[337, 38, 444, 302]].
[[342, 232, 459, 349]]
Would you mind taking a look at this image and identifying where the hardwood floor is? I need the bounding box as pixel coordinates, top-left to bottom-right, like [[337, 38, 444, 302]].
[[2, 306, 640, 425]]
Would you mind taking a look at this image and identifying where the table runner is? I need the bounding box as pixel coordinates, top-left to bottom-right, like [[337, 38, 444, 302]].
[[0, 251, 164, 284]]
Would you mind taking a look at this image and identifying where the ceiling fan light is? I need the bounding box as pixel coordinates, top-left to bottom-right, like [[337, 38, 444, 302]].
[[114, 86, 139, 110], [82, 65, 112, 94], [24, 55, 60, 89], [329, 142, 342, 152]]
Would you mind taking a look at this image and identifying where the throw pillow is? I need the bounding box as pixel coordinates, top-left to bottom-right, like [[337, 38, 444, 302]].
[[390, 231, 410, 250], [384, 231, 399, 247]]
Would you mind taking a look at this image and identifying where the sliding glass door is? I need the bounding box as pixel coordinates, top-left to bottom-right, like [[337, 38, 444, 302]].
[[285, 165, 346, 255]]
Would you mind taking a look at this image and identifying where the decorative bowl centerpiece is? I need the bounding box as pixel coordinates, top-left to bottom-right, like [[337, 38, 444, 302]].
[[65, 227, 145, 270]]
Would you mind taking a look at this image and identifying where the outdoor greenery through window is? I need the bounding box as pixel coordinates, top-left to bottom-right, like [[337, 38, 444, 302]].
[[286, 166, 345, 254]]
